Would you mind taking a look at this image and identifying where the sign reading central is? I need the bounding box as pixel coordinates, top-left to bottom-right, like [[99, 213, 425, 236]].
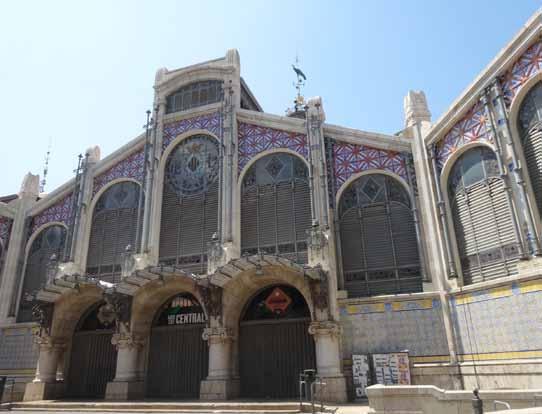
[[155, 293, 207, 327], [264, 287, 292, 315]]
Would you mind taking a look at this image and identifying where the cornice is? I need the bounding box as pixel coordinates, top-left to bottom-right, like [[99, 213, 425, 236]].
[[324, 123, 412, 152], [237, 109, 306, 134]]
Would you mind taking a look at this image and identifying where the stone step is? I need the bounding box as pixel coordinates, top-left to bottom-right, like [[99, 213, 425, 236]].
[[8, 401, 320, 413]]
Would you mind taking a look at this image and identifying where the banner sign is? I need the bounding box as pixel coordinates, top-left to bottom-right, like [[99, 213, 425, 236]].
[[372, 352, 411, 385], [167, 312, 206, 325]]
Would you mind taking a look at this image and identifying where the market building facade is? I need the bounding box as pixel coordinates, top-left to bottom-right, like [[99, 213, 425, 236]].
[[1, 11, 542, 403]]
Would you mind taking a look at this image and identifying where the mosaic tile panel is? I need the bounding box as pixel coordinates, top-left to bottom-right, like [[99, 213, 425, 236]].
[[0, 217, 13, 249], [340, 297, 448, 358], [31, 193, 73, 233], [237, 122, 308, 172], [92, 149, 144, 197], [328, 139, 408, 195], [435, 101, 493, 169], [500, 39, 542, 107], [0, 328, 38, 370], [450, 279, 542, 355], [163, 111, 221, 151]]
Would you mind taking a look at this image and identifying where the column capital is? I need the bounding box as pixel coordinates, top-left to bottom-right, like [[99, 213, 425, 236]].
[[33, 333, 66, 351], [111, 332, 145, 350], [308, 320, 342, 338], [202, 327, 233, 344]]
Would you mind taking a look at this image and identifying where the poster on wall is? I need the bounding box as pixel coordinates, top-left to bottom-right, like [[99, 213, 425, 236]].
[[372, 352, 411, 385], [351, 354, 370, 399]]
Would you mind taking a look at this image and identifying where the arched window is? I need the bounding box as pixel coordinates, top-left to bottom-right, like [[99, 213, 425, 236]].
[[86, 181, 141, 283], [448, 147, 520, 284], [166, 80, 223, 114], [241, 153, 311, 264], [338, 174, 421, 297], [518, 81, 542, 217], [159, 135, 219, 274], [17, 225, 66, 322]]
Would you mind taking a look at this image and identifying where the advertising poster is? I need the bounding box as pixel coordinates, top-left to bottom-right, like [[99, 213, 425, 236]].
[[351, 354, 370, 399], [372, 352, 411, 385]]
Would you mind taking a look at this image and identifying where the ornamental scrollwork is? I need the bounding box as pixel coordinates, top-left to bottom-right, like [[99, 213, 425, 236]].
[[197, 284, 223, 320]]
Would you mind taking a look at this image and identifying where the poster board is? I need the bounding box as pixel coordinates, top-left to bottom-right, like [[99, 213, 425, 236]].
[[372, 352, 411, 385], [351, 354, 370, 399]]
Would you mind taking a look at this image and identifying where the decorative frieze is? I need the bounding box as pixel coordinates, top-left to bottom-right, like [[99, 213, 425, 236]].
[[308, 320, 342, 338], [92, 150, 145, 197], [162, 111, 221, 151], [31, 193, 73, 233], [202, 326, 233, 344], [500, 39, 542, 107], [435, 101, 493, 170], [237, 122, 308, 172], [327, 139, 408, 196]]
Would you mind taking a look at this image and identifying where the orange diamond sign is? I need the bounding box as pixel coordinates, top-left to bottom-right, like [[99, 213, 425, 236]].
[[265, 287, 292, 314]]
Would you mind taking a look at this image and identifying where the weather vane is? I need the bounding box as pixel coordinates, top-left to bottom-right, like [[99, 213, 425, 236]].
[[288, 55, 307, 114]]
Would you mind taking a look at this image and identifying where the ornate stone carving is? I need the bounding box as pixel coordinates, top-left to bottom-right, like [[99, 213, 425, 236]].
[[197, 284, 223, 319], [27, 297, 54, 338], [306, 267, 329, 311], [33, 333, 66, 350], [404, 90, 431, 128], [308, 320, 342, 338], [111, 332, 144, 350], [99, 291, 133, 333], [202, 327, 233, 344]]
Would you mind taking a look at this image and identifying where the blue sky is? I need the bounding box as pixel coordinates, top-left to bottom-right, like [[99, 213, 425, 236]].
[[0, 0, 539, 195]]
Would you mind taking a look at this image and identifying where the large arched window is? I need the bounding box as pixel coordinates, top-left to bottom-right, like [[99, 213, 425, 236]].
[[86, 181, 141, 283], [448, 146, 520, 284], [338, 174, 421, 297], [518, 81, 542, 217], [18, 225, 66, 322], [159, 135, 219, 274], [241, 153, 311, 264]]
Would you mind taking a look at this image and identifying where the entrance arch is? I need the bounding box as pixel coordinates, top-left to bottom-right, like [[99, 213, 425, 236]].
[[65, 302, 117, 398], [146, 292, 208, 398], [239, 284, 315, 399]]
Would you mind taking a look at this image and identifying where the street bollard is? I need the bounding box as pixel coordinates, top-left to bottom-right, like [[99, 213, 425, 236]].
[[472, 389, 483, 414]]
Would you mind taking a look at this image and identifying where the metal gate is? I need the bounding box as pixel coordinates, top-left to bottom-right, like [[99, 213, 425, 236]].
[[239, 285, 315, 399], [146, 324, 208, 398], [66, 330, 117, 398]]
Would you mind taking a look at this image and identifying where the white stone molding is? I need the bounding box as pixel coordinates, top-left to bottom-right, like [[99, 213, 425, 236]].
[[308, 320, 342, 339], [202, 326, 233, 344]]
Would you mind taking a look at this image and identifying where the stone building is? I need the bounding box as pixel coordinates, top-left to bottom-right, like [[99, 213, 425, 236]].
[[1, 10, 542, 403]]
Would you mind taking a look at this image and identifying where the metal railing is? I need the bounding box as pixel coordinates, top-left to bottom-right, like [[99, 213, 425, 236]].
[[299, 370, 327, 414], [0, 377, 16, 410]]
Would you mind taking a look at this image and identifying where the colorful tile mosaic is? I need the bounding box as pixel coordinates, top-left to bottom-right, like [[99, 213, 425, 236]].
[[500, 39, 542, 107], [163, 112, 221, 151], [0, 216, 13, 249], [450, 284, 542, 355], [31, 193, 73, 233], [328, 139, 408, 194], [237, 122, 308, 172], [435, 101, 493, 169], [92, 149, 145, 197]]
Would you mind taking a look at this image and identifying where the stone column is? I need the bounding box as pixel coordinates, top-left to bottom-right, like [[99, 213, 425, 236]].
[[200, 327, 238, 400], [404, 91, 461, 387], [23, 336, 65, 401], [105, 333, 145, 400], [0, 173, 39, 322], [308, 321, 347, 403]]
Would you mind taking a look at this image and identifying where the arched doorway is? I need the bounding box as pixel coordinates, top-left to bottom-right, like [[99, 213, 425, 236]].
[[146, 293, 208, 398], [239, 285, 315, 399], [66, 302, 117, 398]]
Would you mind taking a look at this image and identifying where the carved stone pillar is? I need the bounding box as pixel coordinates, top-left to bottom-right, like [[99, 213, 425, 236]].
[[308, 321, 347, 403], [23, 335, 65, 401], [200, 327, 238, 400], [105, 333, 145, 400]]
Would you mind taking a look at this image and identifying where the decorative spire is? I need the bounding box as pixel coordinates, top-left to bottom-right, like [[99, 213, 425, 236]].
[[40, 139, 52, 193]]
